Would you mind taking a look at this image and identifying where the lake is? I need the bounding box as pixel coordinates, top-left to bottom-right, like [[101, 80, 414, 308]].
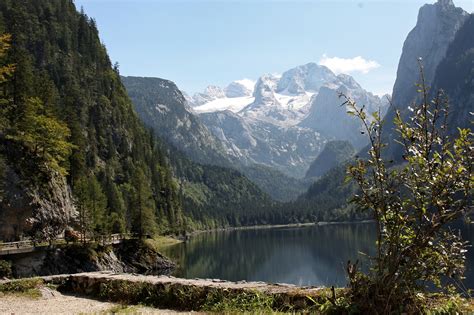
[[162, 222, 474, 290]]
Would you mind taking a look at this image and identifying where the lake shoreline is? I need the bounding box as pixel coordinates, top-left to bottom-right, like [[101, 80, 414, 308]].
[[181, 219, 375, 239]]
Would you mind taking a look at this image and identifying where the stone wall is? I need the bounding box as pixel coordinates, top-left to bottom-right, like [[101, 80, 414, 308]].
[[42, 271, 330, 311]]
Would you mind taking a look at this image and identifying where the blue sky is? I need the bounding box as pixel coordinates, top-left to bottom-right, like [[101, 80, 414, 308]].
[[75, 0, 473, 96]]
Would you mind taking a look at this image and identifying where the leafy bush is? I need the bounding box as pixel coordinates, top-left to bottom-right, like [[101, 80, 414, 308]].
[[343, 67, 473, 313], [0, 260, 11, 278]]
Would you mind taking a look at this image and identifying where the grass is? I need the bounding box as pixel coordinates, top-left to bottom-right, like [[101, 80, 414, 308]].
[[143, 236, 182, 251], [96, 304, 144, 314], [0, 278, 44, 299], [95, 278, 351, 313], [2, 276, 473, 314]]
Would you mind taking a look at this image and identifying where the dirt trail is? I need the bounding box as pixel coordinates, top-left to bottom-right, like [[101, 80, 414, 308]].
[[0, 289, 194, 314]]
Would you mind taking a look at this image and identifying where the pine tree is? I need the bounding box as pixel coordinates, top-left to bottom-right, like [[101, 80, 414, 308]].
[[74, 175, 107, 241], [130, 167, 158, 237]]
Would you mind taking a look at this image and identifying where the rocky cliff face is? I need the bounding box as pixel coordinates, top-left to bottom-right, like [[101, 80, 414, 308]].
[[300, 74, 388, 150], [0, 155, 76, 242], [390, 0, 468, 111], [431, 14, 474, 131], [200, 110, 325, 178], [382, 0, 468, 160]]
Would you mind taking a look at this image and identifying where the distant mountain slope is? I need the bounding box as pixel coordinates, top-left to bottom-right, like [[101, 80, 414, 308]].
[[122, 76, 310, 201], [192, 63, 387, 177], [165, 146, 274, 229], [299, 74, 388, 150], [199, 110, 325, 178], [122, 76, 231, 167], [305, 140, 355, 179]]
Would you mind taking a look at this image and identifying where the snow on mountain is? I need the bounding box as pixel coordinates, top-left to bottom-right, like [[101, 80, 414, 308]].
[[200, 110, 325, 178], [225, 79, 255, 98], [188, 62, 386, 176], [191, 85, 226, 106], [276, 62, 336, 94], [193, 95, 255, 113]]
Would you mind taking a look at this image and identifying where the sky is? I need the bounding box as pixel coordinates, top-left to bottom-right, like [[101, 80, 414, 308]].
[[75, 0, 474, 96]]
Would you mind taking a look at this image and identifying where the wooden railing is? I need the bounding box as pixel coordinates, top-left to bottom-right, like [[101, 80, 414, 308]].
[[0, 233, 136, 254]]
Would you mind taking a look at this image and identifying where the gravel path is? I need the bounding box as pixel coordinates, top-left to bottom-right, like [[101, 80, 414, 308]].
[[0, 289, 193, 314]]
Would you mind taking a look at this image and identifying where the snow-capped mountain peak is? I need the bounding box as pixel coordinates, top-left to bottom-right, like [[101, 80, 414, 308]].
[[224, 79, 255, 98], [276, 62, 337, 95]]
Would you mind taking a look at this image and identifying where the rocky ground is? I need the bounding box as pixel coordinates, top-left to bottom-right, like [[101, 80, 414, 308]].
[[0, 287, 197, 314]]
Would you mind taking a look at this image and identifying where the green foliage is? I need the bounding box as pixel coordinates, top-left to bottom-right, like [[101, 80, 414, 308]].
[[0, 278, 43, 298], [129, 168, 159, 236], [0, 259, 12, 278], [202, 290, 275, 312], [0, 34, 14, 84], [343, 66, 473, 313], [8, 96, 73, 176], [74, 175, 107, 239], [240, 163, 311, 202], [0, 0, 184, 239]]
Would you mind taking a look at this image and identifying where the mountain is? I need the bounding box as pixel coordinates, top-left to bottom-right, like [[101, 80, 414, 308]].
[[224, 79, 255, 98], [294, 0, 472, 222], [299, 73, 389, 149], [189, 80, 254, 107], [0, 0, 183, 239], [383, 0, 468, 159], [166, 147, 274, 230], [305, 140, 355, 179], [193, 62, 386, 177], [391, 0, 468, 109], [276, 62, 336, 94], [120, 78, 277, 227], [191, 85, 226, 106], [121, 76, 231, 167], [199, 110, 325, 178], [122, 76, 311, 201], [431, 13, 474, 131]]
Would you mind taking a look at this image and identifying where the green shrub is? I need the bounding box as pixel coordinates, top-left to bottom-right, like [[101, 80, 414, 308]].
[[0, 260, 12, 278], [343, 67, 473, 313]]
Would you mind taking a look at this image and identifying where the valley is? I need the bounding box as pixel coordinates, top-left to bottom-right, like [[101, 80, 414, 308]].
[[0, 0, 473, 313]]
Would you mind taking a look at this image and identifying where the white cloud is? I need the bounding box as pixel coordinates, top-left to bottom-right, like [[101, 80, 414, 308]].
[[319, 54, 381, 75]]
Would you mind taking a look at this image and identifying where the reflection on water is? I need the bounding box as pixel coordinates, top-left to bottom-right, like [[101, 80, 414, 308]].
[[162, 223, 474, 289]]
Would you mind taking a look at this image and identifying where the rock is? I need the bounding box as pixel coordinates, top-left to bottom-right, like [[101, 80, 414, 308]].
[[9, 240, 175, 278], [0, 162, 76, 241], [391, 0, 468, 107], [383, 0, 468, 160]]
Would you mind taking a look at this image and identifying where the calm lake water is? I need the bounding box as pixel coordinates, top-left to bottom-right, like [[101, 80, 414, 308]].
[[162, 223, 474, 289]]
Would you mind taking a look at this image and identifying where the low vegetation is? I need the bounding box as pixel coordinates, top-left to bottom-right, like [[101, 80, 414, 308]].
[[342, 67, 473, 313], [0, 278, 44, 298], [0, 259, 12, 278], [143, 236, 182, 251]]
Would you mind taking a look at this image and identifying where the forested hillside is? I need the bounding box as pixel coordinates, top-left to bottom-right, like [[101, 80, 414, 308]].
[[0, 0, 280, 240], [0, 0, 183, 240], [122, 76, 310, 202]]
